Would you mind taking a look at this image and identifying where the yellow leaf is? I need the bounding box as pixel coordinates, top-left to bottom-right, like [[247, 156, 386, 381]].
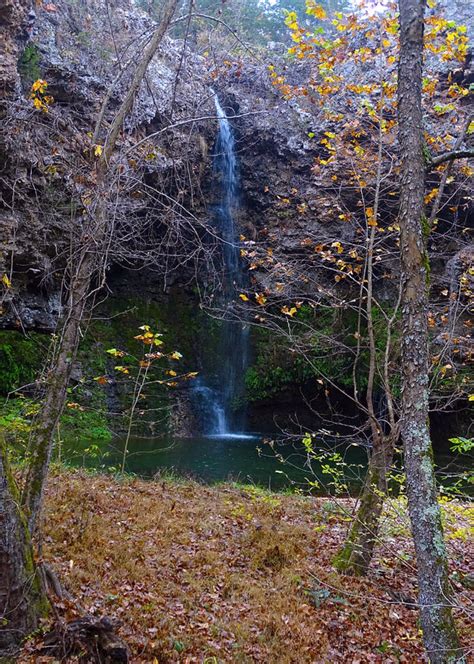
[[1, 274, 11, 288], [239, 293, 249, 302], [106, 348, 125, 357], [31, 79, 48, 94], [366, 207, 378, 227], [255, 293, 267, 305], [306, 2, 327, 20], [94, 144, 103, 157], [424, 187, 439, 204], [170, 351, 183, 360]]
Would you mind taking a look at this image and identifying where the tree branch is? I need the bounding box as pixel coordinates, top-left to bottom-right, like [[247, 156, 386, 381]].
[[429, 148, 474, 168], [429, 114, 473, 224], [171, 12, 262, 61], [101, 0, 179, 164]]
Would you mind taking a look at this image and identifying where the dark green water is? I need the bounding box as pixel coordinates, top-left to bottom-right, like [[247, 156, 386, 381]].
[[62, 434, 471, 495]]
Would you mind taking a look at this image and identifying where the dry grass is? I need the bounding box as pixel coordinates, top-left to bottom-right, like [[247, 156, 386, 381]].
[[20, 469, 473, 663]]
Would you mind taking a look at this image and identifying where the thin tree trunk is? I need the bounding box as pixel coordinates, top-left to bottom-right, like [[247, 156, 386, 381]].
[[22, 252, 93, 531], [22, 0, 179, 534], [100, 0, 179, 163], [397, 0, 462, 661], [0, 435, 47, 654], [335, 89, 397, 576], [0, 3, 49, 653], [334, 433, 395, 575]]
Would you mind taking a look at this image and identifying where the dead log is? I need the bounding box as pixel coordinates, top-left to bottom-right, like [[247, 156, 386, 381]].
[[42, 615, 129, 663]]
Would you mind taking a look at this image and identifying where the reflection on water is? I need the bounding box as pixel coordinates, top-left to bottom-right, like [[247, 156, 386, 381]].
[[61, 433, 472, 495], [64, 434, 363, 492]]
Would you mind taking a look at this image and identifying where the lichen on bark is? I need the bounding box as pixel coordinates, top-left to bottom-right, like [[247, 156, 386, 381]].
[[0, 435, 48, 654]]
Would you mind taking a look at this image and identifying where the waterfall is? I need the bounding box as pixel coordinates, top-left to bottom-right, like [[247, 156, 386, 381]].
[[194, 91, 250, 437]]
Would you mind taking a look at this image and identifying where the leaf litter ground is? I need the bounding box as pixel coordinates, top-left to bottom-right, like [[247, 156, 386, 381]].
[[20, 469, 472, 663]]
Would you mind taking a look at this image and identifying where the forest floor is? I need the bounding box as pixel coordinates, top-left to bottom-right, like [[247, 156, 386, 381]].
[[20, 469, 472, 663]]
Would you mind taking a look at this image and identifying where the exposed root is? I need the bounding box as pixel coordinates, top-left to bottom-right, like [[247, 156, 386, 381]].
[[42, 615, 129, 663]]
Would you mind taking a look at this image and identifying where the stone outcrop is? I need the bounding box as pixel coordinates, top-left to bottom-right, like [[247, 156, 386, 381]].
[[0, 0, 32, 94], [0, 0, 217, 331]]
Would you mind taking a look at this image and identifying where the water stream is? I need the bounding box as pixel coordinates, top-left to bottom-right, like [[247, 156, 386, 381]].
[[194, 91, 250, 437]]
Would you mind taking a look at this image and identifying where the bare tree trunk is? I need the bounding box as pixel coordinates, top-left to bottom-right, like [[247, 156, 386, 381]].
[[398, 0, 462, 661], [0, 435, 47, 654], [22, 253, 92, 530], [22, 0, 179, 534], [0, 2, 49, 653], [334, 433, 395, 575], [97, 0, 179, 161]]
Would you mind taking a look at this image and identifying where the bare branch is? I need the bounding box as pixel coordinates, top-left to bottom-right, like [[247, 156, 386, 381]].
[[429, 148, 474, 168], [429, 114, 473, 224]]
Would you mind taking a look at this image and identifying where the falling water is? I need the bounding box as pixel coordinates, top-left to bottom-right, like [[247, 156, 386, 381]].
[[194, 91, 250, 437]]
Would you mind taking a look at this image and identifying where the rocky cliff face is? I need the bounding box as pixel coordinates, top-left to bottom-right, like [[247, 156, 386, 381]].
[[0, 0, 219, 332], [0, 0, 472, 434], [0, 0, 32, 94], [218, 55, 472, 303], [2, 0, 472, 329]]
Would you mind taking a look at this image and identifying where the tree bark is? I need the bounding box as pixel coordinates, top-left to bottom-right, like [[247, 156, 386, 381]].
[[0, 435, 47, 654], [22, 252, 92, 531], [398, 0, 462, 661], [334, 433, 395, 575], [0, 2, 49, 653]]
